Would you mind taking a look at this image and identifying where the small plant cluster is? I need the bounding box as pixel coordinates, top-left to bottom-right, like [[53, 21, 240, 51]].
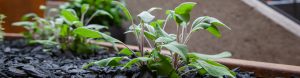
[[12, 0, 127, 55], [60, 0, 127, 27], [0, 14, 5, 41], [78, 2, 235, 78]]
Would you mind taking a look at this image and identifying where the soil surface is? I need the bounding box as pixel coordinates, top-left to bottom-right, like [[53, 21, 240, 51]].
[[0, 39, 255, 78]]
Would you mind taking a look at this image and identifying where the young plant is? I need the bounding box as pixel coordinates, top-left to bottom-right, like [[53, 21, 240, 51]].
[[0, 14, 5, 41], [60, 0, 128, 27], [12, 4, 117, 55], [78, 2, 235, 78]]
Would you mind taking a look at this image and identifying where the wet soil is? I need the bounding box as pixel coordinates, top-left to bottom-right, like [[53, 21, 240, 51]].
[[0, 39, 255, 78]]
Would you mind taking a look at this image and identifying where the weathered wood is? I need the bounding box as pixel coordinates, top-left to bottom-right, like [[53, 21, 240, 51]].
[[0, 0, 45, 33]]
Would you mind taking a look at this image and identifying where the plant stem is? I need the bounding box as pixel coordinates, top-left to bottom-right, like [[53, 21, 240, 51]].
[[140, 22, 145, 57], [163, 14, 171, 30], [183, 17, 207, 44], [81, 13, 85, 25], [173, 24, 180, 69], [86, 13, 97, 25], [144, 36, 153, 48], [180, 26, 185, 43]]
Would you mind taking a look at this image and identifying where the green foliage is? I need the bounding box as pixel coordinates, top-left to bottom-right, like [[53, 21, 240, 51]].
[[0, 14, 6, 41], [82, 2, 235, 78], [83, 57, 123, 69], [60, 0, 129, 27], [12, 5, 118, 55]]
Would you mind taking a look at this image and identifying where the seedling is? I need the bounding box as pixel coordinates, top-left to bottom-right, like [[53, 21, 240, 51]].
[[78, 2, 235, 78], [12, 3, 122, 55], [0, 14, 5, 41], [60, 0, 128, 27]]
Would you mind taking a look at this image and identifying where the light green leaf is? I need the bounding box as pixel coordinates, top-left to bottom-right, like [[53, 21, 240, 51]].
[[162, 41, 189, 62], [206, 25, 221, 38], [122, 57, 151, 69], [82, 57, 123, 69], [29, 40, 58, 46], [144, 31, 156, 41], [155, 36, 175, 43], [119, 48, 133, 56], [197, 60, 235, 78], [138, 11, 155, 23], [73, 27, 102, 38], [59, 24, 69, 37], [94, 10, 113, 19], [149, 53, 179, 77], [144, 23, 155, 33], [60, 9, 79, 24], [81, 4, 90, 15], [21, 13, 38, 21], [150, 19, 165, 28], [112, 1, 132, 21], [72, 21, 84, 27], [55, 18, 64, 25], [86, 24, 108, 30], [99, 32, 122, 43], [147, 7, 162, 13], [174, 2, 197, 15], [189, 51, 232, 60], [12, 21, 35, 27], [173, 2, 197, 26], [192, 23, 210, 32]]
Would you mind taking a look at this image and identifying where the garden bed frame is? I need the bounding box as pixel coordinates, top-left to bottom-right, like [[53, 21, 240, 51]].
[[4, 33, 300, 77]]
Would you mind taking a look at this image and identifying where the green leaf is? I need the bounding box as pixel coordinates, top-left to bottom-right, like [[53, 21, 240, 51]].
[[191, 16, 229, 38], [144, 31, 157, 41], [149, 53, 179, 77], [86, 24, 108, 30], [72, 21, 84, 27], [173, 2, 197, 26], [192, 23, 210, 32], [82, 57, 123, 69], [161, 41, 189, 62], [21, 13, 38, 21], [112, 1, 132, 21], [94, 10, 113, 19], [147, 7, 162, 13], [73, 27, 102, 38], [155, 36, 175, 43], [99, 32, 122, 43], [122, 57, 151, 69], [189, 51, 232, 60], [197, 60, 235, 78], [138, 11, 155, 23], [174, 2, 197, 15], [60, 9, 79, 24], [119, 48, 133, 56], [150, 19, 165, 28], [144, 23, 155, 33], [12, 21, 35, 27], [29, 40, 58, 46], [59, 24, 69, 37], [81, 4, 90, 15], [206, 25, 221, 38]]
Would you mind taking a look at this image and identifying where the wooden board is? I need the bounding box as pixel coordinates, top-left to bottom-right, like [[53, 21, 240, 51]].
[[0, 0, 45, 33]]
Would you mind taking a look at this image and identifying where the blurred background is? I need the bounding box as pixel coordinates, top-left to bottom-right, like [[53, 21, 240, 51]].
[[1, 0, 300, 66]]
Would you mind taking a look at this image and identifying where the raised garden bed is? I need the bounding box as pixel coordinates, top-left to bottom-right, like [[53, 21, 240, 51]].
[[0, 33, 255, 78], [1, 33, 300, 77]]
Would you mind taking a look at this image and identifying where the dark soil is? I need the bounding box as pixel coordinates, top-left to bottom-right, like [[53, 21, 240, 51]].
[[0, 39, 255, 78]]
